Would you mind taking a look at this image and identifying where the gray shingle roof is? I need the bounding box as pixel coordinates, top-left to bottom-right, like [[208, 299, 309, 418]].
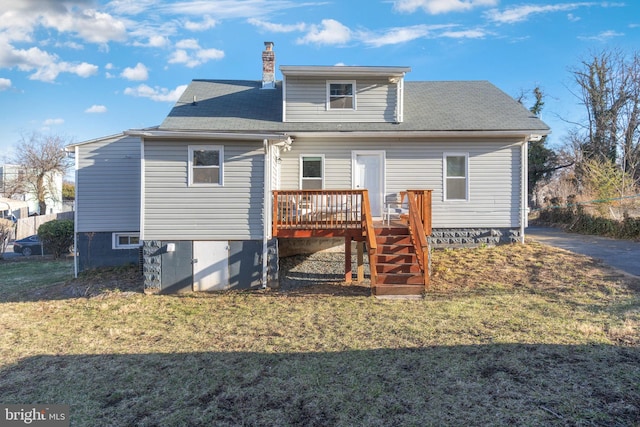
[[159, 79, 549, 134]]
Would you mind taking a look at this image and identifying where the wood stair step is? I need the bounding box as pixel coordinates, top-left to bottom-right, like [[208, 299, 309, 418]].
[[376, 253, 416, 264], [376, 262, 421, 273], [376, 235, 412, 245], [377, 244, 414, 254], [373, 284, 424, 296], [376, 273, 425, 285], [374, 227, 410, 236]]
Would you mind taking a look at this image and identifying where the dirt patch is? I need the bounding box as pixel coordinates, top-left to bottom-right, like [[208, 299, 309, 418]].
[[28, 265, 144, 300]]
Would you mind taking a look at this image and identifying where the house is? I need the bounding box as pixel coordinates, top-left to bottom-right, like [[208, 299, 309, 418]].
[[67, 42, 549, 295], [0, 164, 64, 215]]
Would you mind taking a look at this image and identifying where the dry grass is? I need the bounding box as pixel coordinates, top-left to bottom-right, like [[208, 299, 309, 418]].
[[0, 241, 639, 426]]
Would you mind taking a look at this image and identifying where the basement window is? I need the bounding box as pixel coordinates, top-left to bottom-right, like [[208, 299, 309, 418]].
[[113, 233, 141, 249], [327, 81, 356, 110]]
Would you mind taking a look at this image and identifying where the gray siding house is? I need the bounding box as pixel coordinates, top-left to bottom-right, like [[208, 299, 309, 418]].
[[68, 42, 549, 294]]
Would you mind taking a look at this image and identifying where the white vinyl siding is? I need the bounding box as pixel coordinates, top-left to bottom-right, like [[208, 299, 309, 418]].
[[143, 140, 265, 241], [75, 135, 141, 232], [279, 137, 522, 228], [285, 76, 397, 122]]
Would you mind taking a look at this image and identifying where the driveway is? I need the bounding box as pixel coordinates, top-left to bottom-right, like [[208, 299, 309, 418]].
[[526, 225, 640, 277]]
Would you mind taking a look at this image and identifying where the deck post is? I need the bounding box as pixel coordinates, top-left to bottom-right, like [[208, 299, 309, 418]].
[[356, 241, 364, 283], [344, 236, 352, 283]]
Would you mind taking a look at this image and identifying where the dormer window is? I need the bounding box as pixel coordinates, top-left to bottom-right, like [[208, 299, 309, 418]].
[[327, 81, 355, 110]]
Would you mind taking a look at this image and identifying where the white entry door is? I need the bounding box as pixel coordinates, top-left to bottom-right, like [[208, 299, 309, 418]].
[[353, 151, 384, 218], [193, 241, 229, 291]]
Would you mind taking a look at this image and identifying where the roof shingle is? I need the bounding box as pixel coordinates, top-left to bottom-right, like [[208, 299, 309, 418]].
[[159, 79, 549, 134]]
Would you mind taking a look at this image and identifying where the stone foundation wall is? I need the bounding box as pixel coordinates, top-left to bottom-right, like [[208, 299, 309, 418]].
[[143, 240, 162, 292], [430, 228, 521, 248]]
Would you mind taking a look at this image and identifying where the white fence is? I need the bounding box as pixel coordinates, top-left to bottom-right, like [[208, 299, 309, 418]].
[[15, 212, 74, 240]]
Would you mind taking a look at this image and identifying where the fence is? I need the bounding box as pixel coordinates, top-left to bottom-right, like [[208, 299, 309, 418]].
[[15, 212, 74, 240]]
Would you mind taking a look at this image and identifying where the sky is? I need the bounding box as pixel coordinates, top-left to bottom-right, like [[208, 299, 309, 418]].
[[0, 0, 638, 164]]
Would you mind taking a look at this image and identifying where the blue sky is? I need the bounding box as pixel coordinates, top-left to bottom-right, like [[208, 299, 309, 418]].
[[0, 0, 638, 163]]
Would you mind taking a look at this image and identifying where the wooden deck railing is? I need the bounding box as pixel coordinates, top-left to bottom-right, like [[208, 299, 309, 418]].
[[272, 189, 431, 288], [361, 190, 378, 285], [272, 190, 364, 236], [405, 190, 432, 287]]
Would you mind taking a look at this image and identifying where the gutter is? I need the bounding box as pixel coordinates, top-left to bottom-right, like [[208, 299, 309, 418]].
[[286, 130, 550, 139], [125, 129, 291, 143]]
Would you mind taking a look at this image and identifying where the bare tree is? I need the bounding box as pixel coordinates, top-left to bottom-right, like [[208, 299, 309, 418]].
[[8, 132, 72, 215], [570, 49, 640, 183]]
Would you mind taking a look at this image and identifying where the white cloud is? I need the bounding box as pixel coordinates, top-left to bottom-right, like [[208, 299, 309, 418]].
[[85, 104, 107, 113], [184, 15, 217, 31], [168, 39, 224, 68], [359, 23, 484, 47], [54, 40, 85, 50], [106, 0, 158, 15], [121, 62, 149, 81], [360, 25, 432, 47], [440, 28, 487, 38], [0, 42, 98, 82], [43, 118, 64, 126], [124, 84, 188, 102], [132, 34, 170, 48], [0, 77, 11, 90], [32, 62, 98, 81], [394, 0, 498, 14], [247, 18, 306, 33], [567, 13, 581, 22], [486, 3, 593, 24], [297, 19, 351, 46], [105, 63, 114, 70], [160, 0, 309, 19], [0, 2, 127, 45], [175, 39, 201, 50], [42, 9, 127, 44], [578, 30, 624, 42]]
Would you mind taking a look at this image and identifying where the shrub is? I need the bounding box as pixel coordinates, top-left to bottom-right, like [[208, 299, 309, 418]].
[[38, 219, 74, 259]]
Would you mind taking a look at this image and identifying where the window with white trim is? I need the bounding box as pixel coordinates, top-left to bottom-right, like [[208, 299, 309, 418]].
[[113, 233, 141, 249], [444, 153, 468, 201], [300, 155, 324, 189], [327, 81, 355, 110], [189, 145, 223, 186]]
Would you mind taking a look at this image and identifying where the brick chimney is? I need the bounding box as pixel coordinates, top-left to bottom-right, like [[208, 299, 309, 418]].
[[262, 41, 275, 89]]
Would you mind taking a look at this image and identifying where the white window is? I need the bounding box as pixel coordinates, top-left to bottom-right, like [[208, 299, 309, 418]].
[[300, 155, 324, 189], [327, 81, 356, 110], [443, 153, 469, 201], [189, 145, 223, 186], [112, 233, 141, 249]]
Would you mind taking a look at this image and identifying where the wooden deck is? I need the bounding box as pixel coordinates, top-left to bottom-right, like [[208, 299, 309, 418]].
[[273, 189, 433, 296]]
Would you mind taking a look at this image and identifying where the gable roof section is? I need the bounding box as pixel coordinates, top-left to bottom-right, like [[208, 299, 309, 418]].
[[159, 79, 549, 135]]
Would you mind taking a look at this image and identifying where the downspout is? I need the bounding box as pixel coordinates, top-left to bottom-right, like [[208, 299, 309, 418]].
[[73, 146, 79, 278], [262, 139, 270, 288], [520, 140, 528, 243]]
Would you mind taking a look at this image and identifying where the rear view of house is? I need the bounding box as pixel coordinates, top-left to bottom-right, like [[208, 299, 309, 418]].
[[69, 42, 549, 295]]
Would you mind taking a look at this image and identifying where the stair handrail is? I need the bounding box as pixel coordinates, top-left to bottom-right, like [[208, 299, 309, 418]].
[[361, 190, 378, 285], [406, 190, 430, 288]]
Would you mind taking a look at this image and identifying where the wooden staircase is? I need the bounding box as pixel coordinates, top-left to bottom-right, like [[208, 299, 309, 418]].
[[372, 225, 426, 296]]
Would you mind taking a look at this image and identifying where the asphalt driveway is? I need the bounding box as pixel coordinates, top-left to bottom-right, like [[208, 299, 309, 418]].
[[526, 225, 640, 277]]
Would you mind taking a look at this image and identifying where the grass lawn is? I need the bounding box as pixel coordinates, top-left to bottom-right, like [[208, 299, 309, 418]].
[[0, 241, 639, 426]]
